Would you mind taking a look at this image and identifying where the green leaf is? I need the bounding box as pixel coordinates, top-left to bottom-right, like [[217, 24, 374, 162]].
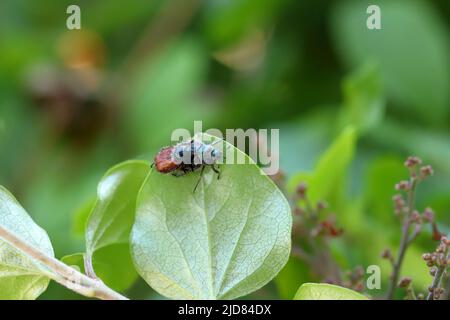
[[0, 185, 54, 299], [294, 283, 368, 300], [72, 198, 96, 237], [61, 253, 85, 273], [288, 126, 357, 206], [339, 63, 385, 134], [131, 134, 292, 299], [62, 245, 138, 291], [84, 160, 150, 291]]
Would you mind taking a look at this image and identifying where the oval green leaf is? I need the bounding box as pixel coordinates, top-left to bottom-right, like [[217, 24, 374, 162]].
[[294, 283, 368, 300], [0, 186, 54, 299], [84, 160, 150, 291], [131, 134, 292, 299]]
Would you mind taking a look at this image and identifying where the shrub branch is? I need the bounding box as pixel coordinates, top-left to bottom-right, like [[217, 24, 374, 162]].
[[385, 156, 435, 300], [0, 225, 128, 300], [386, 179, 417, 299]]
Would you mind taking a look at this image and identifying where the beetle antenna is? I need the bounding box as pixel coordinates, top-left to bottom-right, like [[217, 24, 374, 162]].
[[193, 166, 205, 193]]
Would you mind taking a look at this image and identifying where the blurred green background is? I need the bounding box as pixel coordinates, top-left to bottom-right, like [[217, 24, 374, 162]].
[[0, 0, 449, 299]]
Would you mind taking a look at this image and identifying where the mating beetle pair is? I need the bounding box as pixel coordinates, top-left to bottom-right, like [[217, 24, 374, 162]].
[[152, 138, 224, 191]]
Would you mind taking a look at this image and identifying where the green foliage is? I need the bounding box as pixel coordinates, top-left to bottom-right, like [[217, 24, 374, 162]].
[[294, 283, 368, 300], [331, 0, 450, 124], [277, 126, 357, 298], [83, 160, 150, 291], [131, 135, 292, 299], [288, 126, 357, 207], [204, 0, 285, 48], [0, 186, 54, 299], [339, 63, 385, 134]]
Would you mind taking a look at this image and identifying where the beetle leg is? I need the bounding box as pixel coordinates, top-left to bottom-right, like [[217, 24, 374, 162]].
[[212, 164, 221, 180], [193, 166, 205, 193]]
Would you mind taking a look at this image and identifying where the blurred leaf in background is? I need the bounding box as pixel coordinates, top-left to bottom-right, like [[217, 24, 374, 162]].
[[331, 0, 450, 125]]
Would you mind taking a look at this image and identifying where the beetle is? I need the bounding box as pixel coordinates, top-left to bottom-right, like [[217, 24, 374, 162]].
[[152, 138, 224, 191]]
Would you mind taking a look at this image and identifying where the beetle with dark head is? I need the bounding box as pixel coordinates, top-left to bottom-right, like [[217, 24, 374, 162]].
[[152, 138, 225, 191]]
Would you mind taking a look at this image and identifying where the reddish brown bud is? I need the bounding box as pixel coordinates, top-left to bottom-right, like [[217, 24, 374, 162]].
[[398, 277, 412, 288], [411, 210, 421, 223], [429, 267, 437, 276], [422, 253, 431, 261], [316, 201, 327, 211], [423, 207, 434, 223], [432, 223, 444, 241], [392, 195, 405, 213], [319, 219, 343, 237], [293, 207, 303, 216], [395, 180, 410, 191], [382, 249, 393, 260], [404, 156, 422, 168], [354, 282, 364, 292], [441, 236, 450, 247], [420, 165, 434, 178], [296, 183, 307, 199]]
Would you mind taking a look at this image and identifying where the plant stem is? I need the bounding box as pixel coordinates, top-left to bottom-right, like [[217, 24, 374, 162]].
[[405, 285, 417, 300], [426, 252, 449, 300], [84, 253, 100, 280], [387, 179, 417, 300], [0, 225, 128, 300]]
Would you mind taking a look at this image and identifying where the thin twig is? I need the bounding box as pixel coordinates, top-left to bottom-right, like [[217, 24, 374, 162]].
[[0, 225, 128, 300], [387, 178, 417, 300], [84, 253, 100, 280], [426, 252, 450, 300], [405, 285, 417, 300], [407, 224, 421, 246]]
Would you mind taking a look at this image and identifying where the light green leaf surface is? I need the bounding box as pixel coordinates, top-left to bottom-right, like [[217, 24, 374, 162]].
[[131, 134, 292, 299], [294, 283, 368, 300], [84, 160, 150, 291], [0, 186, 54, 299]]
